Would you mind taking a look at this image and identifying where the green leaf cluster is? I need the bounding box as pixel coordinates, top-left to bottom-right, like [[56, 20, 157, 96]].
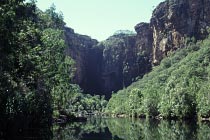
[[0, 0, 78, 126]]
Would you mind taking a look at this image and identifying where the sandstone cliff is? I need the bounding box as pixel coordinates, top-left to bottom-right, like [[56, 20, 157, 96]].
[[150, 0, 210, 64], [98, 33, 152, 97], [65, 0, 210, 98], [65, 29, 152, 98], [64, 27, 103, 94]]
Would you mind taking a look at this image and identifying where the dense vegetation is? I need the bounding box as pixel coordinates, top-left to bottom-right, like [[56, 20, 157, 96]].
[[2, 0, 210, 140], [2, 0, 210, 133], [106, 34, 210, 120], [0, 0, 107, 130]]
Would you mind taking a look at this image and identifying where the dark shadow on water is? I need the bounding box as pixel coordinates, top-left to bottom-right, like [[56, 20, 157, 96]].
[[82, 128, 115, 140], [0, 117, 52, 140], [1, 117, 210, 140]]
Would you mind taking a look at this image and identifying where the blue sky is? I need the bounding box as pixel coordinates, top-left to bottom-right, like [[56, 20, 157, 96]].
[[36, 0, 164, 41]]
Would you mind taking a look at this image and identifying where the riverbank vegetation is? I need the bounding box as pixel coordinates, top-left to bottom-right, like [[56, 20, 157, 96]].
[[0, 0, 107, 129], [2, 0, 210, 131], [106, 33, 210, 120]]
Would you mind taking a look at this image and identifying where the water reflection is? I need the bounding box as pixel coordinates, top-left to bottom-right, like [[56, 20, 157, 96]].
[[53, 118, 210, 140], [53, 118, 114, 140], [1, 118, 210, 139]]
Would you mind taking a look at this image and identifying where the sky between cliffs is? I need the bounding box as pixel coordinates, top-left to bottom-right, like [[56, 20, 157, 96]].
[[36, 0, 164, 41]]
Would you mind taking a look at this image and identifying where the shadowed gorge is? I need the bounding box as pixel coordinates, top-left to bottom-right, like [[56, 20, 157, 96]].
[[64, 0, 210, 99], [65, 29, 152, 98]]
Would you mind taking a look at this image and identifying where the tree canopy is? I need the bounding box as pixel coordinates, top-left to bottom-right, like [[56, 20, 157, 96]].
[[106, 34, 210, 120]]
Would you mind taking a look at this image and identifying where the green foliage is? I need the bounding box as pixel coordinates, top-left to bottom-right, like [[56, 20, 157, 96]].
[[142, 84, 160, 117], [0, 0, 83, 126], [113, 30, 136, 36], [196, 83, 210, 118], [107, 34, 210, 119], [197, 122, 210, 139], [69, 93, 107, 116], [127, 88, 143, 117], [106, 90, 128, 115], [0, 0, 51, 123]]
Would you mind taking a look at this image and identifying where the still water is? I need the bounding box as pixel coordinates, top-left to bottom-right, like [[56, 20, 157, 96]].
[[53, 118, 210, 140], [1, 118, 210, 139]]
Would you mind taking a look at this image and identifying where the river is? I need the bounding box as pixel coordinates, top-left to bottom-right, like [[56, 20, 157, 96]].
[[1, 118, 210, 139], [53, 118, 210, 140]]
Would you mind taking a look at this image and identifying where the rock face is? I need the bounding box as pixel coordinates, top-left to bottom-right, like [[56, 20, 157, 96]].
[[65, 27, 103, 94], [99, 34, 152, 97], [65, 0, 210, 98], [65, 28, 152, 98], [151, 0, 210, 64]]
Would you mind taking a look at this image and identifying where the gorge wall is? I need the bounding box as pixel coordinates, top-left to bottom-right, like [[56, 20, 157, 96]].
[[151, 0, 210, 65], [64, 0, 210, 98], [65, 28, 152, 99]]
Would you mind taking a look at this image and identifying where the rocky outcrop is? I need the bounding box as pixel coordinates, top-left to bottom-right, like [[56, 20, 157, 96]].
[[99, 34, 152, 97], [135, 23, 153, 62], [150, 0, 210, 64], [65, 0, 210, 98], [65, 28, 152, 98], [65, 27, 103, 94]]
